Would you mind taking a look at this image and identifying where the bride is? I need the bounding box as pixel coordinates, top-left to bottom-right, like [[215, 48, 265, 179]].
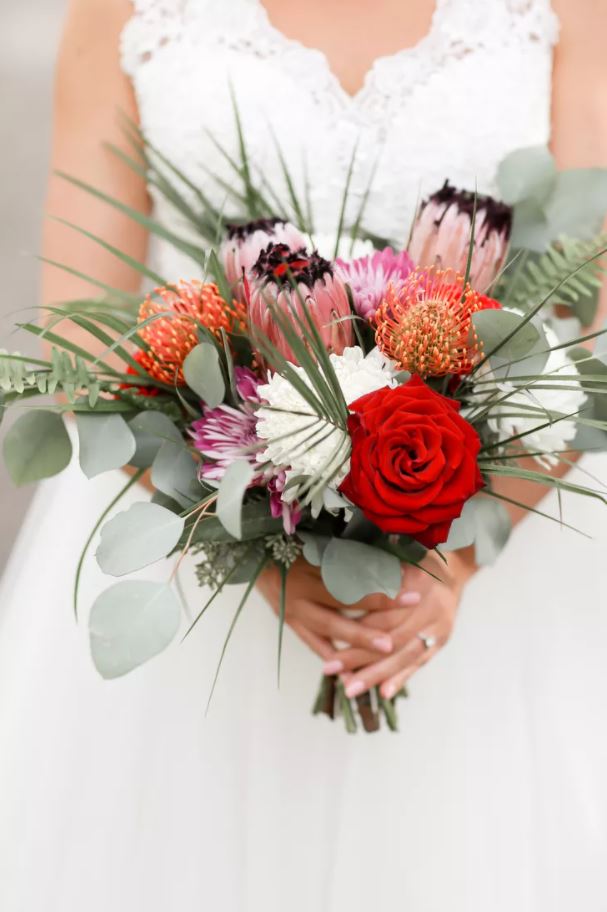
[[1, 0, 606, 909]]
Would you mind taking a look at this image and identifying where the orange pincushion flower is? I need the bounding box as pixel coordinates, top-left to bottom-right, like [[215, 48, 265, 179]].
[[374, 267, 501, 377], [138, 280, 246, 385]]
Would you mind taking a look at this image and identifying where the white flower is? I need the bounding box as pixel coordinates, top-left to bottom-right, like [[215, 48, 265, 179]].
[[311, 233, 375, 262], [255, 347, 396, 510], [481, 326, 586, 467]]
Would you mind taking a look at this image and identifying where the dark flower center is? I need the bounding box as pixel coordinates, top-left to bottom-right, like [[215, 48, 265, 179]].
[[226, 218, 286, 241], [422, 180, 512, 239], [251, 242, 334, 289]]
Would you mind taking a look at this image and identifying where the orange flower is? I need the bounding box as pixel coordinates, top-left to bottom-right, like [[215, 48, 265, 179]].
[[374, 267, 501, 378], [137, 280, 246, 385]]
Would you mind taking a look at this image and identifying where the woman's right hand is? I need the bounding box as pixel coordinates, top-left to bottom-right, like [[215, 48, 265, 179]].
[[256, 558, 398, 663]]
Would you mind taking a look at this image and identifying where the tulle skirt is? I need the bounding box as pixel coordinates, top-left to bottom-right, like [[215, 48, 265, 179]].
[[1, 452, 607, 911]]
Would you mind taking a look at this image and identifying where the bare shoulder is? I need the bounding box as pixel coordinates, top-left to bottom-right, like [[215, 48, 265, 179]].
[[551, 0, 605, 63]]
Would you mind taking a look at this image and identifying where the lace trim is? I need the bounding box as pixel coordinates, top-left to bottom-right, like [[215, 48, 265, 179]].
[[121, 0, 560, 86]]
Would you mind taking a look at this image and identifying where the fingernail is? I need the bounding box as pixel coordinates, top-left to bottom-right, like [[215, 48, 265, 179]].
[[323, 659, 343, 675], [372, 635, 393, 654], [382, 682, 397, 700], [398, 590, 421, 606], [345, 680, 365, 699]]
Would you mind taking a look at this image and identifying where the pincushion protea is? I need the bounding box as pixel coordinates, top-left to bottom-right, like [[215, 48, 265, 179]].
[[138, 280, 246, 385], [248, 243, 353, 364], [409, 182, 512, 291], [374, 267, 501, 377]]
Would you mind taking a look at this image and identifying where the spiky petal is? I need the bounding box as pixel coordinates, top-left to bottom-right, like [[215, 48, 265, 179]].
[[248, 243, 353, 364], [374, 267, 501, 377], [138, 280, 245, 386], [409, 182, 512, 291], [335, 247, 415, 321]]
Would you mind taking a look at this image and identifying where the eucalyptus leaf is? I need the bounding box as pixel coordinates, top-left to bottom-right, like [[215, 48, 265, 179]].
[[183, 343, 225, 407], [76, 412, 136, 478], [128, 410, 182, 468], [497, 146, 556, 206], [96, 502, 185, 576], [544, 169, 607, 240], [182, 500, 283, 545], [321, 539, 402, 605], [510, 199, 551, 252], [443, 496, 511, 566], [89, 580, 181, 679], [299, 532, 331, 567], [3, 409, 72, 486], [216, 459, 255, 540], [473, 309, 539, 363], [151, 439, 201, 507]]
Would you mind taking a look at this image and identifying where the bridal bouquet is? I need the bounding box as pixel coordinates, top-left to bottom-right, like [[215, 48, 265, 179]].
[[3, 118, 607, 731]]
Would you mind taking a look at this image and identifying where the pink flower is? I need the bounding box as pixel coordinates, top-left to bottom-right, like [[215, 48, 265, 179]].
[[191, 404, 260, 482], [268, 472, 301, 535], [221, 218, 307, 296], [335, 247, 414, 321], [190, 368, 301, 533], [248, 243, 353, 364], [408, 182, 512, 292]]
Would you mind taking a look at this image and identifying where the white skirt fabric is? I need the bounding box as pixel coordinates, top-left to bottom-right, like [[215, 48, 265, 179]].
[[1, 453, 606, 912]]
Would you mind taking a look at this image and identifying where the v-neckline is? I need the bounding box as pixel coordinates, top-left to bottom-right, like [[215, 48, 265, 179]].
[[253, 0, 444, 103]]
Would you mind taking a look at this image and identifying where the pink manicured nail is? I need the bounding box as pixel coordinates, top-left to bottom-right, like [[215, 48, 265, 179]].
[[382, 682, 397, 700], [323, 660, 344, 675], [398, 590, 422, 606], [345, 680, 365, 699], [372, 636, 393, 654]]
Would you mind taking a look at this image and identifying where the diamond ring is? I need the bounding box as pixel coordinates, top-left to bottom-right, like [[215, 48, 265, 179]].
[[417, 633, 437, 650]]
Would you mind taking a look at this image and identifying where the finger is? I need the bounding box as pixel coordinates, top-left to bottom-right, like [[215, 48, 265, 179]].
[[359, 607, 413, 631], [380, 640, 442, 698], [322, 647, 378, 675], [288, 619, 334, 662], [304, 603, 395, 654], [341, 637, 425, 698]]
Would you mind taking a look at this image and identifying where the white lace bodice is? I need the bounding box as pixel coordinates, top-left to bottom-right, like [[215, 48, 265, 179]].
[[121, 0, 558, 276]]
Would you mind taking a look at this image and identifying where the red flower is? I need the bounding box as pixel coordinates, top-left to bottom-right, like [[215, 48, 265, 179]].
[[119, 350, 160, 397], [339, 376, 484, 549]]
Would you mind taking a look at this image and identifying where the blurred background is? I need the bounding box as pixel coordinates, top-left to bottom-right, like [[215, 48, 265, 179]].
[[0, 1, 67, 572]]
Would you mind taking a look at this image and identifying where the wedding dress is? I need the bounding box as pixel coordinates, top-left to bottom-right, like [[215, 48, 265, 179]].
[[1, 1, 607, 910]]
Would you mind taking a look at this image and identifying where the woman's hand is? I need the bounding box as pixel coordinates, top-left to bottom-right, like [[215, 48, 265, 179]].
[[257, 559, 399, 661], [333, 549, 476, 699]]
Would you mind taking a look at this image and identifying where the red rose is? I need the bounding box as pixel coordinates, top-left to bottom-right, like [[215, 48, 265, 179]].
[[339, 376, 484, 549]]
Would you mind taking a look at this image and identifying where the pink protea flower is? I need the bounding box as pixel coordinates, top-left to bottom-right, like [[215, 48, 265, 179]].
[[248, 243, 353, 364], [335, 246, 415, 321], [408, 182, 512, 292], [221, 218, 307, 295]]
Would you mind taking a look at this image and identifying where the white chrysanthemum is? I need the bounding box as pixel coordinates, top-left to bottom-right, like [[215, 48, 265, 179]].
[[482, 326, 586, 467], [256, 347, 396, 509], [311, 233, 375, 262]]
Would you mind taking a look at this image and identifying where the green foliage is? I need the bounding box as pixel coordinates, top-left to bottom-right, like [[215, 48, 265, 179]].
[[3, 410, 73, 485], [89, 580, 181, 679], [499, 235, 607, 322], [320, 538, 402, 605], [0, 349, 101, 406]]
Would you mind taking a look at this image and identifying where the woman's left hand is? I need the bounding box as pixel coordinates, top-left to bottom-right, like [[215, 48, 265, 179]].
[[326, 549, 477, 700]]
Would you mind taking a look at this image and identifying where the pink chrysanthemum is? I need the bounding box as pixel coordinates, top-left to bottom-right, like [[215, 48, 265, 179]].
[[190, 367, 301, 532], [335, 247, 415, 321]]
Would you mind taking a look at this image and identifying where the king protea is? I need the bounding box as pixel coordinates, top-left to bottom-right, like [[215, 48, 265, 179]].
[[409, 182, 512, 291], [247, 243, 353, 364]]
